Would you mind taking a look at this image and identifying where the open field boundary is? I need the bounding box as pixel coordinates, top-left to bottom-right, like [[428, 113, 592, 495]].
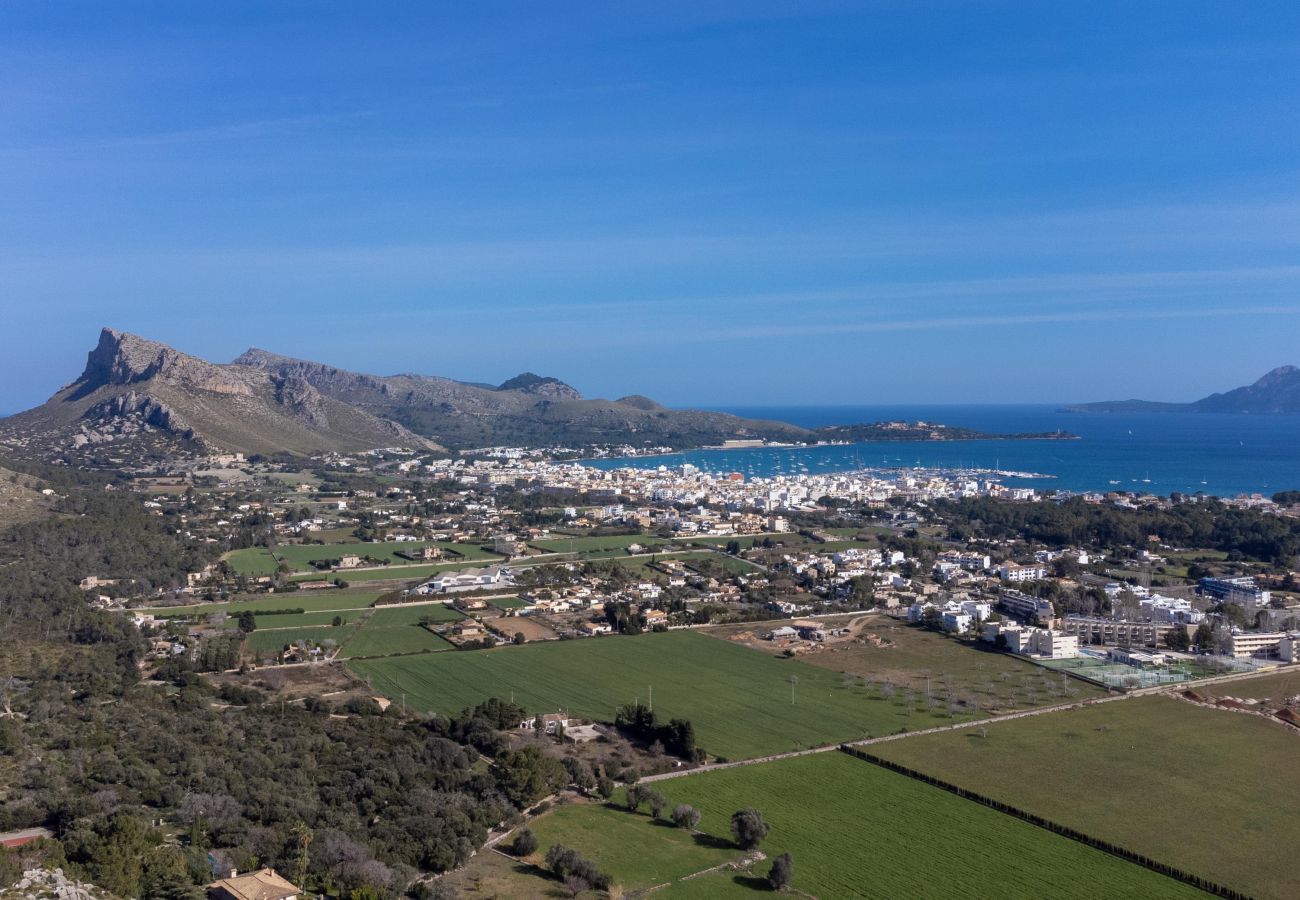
[[837, 745, 1242, 899]]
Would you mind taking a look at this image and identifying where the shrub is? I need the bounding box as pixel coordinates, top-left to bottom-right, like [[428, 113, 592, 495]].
[[768, 852, 793, 890], [510, 828, 538, 857], [671, 804, 700, 830]]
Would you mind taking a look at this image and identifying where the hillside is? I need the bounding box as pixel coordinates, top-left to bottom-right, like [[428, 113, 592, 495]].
[[1064, 366, 1300, 415], [0, 465, 53, 525], [0, 329, 441, 461], [0, 329, 808, 460], [231, 347, 809, 450]]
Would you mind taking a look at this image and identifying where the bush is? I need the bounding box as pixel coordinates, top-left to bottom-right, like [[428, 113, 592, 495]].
[[544, 844, 611, 891], [671, 804, 700, 830], [510, 827, 538, 857]]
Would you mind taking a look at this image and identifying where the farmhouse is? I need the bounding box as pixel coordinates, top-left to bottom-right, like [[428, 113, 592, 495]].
[[492, 534, 529, 556], [519, 712, 570, 734], [206, 867, 299, 900], [398, 545, 443, 561], [452, 621, 486, 639]]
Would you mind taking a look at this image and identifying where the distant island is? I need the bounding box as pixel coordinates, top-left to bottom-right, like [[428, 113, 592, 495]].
[[1062, 365, 1300, 415]]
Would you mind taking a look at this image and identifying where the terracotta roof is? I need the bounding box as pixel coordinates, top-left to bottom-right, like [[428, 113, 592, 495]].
[[207, 868, 299, 900]]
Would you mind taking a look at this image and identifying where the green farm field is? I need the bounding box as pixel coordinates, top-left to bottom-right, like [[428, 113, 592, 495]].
[[226, 541, 502, 575], [525, 800, 741, 891], [349, 631, 992, 760], [528, 533, 667, 554], [488, 753, 1199, 899], [339, 604, 459, 658], [872, 694, 1300, 899], [244, 624, 356, 654], [770, 620, 1109, 712], [248, 610, 361, 628], [142, 590, 383, 618], [1195, 667, 1300, 703]]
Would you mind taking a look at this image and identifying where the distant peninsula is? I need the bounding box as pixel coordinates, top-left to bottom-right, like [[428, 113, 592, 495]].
[[813, 422, 1078, 442], [1062, 365, 1300, 415]]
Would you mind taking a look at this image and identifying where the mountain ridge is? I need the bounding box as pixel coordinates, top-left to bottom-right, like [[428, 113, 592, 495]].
[[0, 329, 809, 460]]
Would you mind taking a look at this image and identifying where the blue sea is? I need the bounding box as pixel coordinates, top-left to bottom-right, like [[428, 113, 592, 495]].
[[584, 405, 1300, 498]]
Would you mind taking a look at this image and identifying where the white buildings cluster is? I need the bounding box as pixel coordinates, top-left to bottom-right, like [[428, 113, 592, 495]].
[[417, 457, 1039, 511]]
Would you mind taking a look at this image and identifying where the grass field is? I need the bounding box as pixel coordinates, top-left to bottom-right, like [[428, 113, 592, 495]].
[[525, 800, 742, 891], [491, 753, 1200, 898], [366, 603, 464, 624], [1194, 667, 1300, 703], [349, 631, 996, 760], [244, 624, 356, 654], [528, 533, 666, 554], [226, 541, 503, 575], [142, 590, 383, 618], [771, 620, 1108, 712], [872, 694, 1300, 899], [336, 603, 460, 658], [489, 596, 527, 609], [249, 610, 361, 628], [596, 550, 762, 577]]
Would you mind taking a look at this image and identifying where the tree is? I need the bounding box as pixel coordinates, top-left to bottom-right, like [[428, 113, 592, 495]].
[[237, 611, 256, 633], [645, 789, 667, 819], [767, 853, 793, 891], [513, 631, 526, 645], [289, 822, 313, 891], [510, 828, 538, 857], [494, 746, 568, 807], [729, 808, 770, 849], [1164, 627, 1190, 652], [671, 804, 700, 830], [1193, 621, 1214, 652], [625, 785, 645, 812]]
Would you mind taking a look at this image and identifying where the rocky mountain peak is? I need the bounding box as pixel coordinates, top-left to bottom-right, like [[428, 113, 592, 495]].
[[75, 328, 252, 397], [1254, 365, 1299, 386], [497, 372, 582, 400], [79, 328, 177, 388]]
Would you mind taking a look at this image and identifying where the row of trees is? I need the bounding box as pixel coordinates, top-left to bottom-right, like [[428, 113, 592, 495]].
[[613, 702, 700, 759]]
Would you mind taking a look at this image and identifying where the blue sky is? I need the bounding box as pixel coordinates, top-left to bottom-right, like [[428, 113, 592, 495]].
[[2, 1, 1299, 411]]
